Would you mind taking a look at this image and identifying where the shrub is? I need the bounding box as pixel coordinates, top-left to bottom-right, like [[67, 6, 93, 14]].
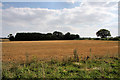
[[93, 38, 100, 40], [112, 37, 120, 41], [100, 38, 107, 40], [73, 49, 79, 62]]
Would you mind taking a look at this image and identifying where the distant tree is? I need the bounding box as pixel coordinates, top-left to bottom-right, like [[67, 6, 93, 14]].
[[8, 34, 15, 41], [65, 32, 70, 36], [64, 32, 71, 40], [53, 31, 63, 40], [53, 31, 63, 36], [47, 33, 52, 35], [75, 34, 80, 39], [13, 31, 80, 41], [46, 33, 53, 40], [64, 32, 80, 40], [115, 36, 120, 38], [96, 29, 111, 38]]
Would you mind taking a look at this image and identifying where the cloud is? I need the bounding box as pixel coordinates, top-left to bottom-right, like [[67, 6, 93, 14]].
[[0, 3, 2, 7], [82, 0, 119, 2], [2, 2, 118, 37], [66, 0, 81, 4], [66, 0, 119, 3], [0, 3, 2, 37]]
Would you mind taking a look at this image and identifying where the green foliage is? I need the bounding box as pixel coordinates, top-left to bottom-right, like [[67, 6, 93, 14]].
[[96, 29, 111, 38], [2, 51, 120, 79], [77, 37, 120, 41], [13, 31, 80, 41], [112, 37, 120, 41], [8, 34, 15, 41], [73, 49, 79, 62]]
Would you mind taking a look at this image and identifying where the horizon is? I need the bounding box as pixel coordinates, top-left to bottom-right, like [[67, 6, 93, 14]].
[[0, 31, 118, 38], [1, 2, 118, 38]]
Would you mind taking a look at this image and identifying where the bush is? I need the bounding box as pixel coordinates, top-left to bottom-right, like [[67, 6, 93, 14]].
[[73, 49, 79, 62], [14, 32, 80, 41], [99, 37, 120, 41], [108, 37, 114, 40], [93, 38, 100, 40], [112, 37, 120, 41]]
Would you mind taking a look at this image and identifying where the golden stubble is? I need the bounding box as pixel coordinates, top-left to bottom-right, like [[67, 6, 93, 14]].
[[1, 40, 119, 63]]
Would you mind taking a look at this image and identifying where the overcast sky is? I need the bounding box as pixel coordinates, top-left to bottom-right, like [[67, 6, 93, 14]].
[[1, 1, 118, 37]]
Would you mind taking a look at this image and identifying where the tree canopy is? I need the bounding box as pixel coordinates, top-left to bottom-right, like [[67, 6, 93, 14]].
[[8, 34, 15, 41], [96, 29, 111, 38], [8, 31, 80, 41]]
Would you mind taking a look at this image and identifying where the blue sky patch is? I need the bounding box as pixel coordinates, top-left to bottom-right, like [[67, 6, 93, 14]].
[[3, 2, 80, 9]]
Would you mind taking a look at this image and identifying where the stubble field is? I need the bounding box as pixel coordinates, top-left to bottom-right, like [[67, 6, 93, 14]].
[[1, 40, 118, 63]]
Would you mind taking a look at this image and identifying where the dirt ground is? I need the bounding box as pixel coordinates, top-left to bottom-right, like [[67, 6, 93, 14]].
[[1, 40, 119, 63]]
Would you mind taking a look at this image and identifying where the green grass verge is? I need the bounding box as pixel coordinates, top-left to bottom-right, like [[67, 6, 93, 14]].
[[2, 54, 120, 79]]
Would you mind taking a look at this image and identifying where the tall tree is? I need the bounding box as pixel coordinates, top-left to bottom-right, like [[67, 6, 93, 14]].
[[64, 32, 71, 40], [96, 29, 111, 38], [8, 34, 15, 41], [53, 31, 63, 40]]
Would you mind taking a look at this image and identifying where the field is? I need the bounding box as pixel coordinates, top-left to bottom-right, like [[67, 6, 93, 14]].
[[2, 40, 118, 63], [1, 40, 120, 78]]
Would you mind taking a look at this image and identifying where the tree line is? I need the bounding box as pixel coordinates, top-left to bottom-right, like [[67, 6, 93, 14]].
[[8, 31, 80, 41], [8, 29, 120, 41]]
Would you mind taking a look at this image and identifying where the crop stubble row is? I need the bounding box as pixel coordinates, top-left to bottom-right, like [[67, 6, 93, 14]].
[[1, 40, 118, 63]]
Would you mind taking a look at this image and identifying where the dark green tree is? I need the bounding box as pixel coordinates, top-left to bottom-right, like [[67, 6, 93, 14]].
[[96, 29, 111, 38], [8, 34, 15, 41], [53, 31, 63, 36], [53, 31, 63, 40], [13, 31, 80, 41], [64, 32, 71, 40]]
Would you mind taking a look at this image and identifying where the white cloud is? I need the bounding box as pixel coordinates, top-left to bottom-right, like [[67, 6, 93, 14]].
[[0, 3, 2, 37], [0, 3, 2, 7], [66, 0, 119, 3], [66, 0, 82, 4], [82, 0, 119, 2], [2, 2, 118, 37]]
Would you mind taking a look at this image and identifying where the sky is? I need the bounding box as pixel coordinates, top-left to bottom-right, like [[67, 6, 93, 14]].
[[1, 1, 118, 38]]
